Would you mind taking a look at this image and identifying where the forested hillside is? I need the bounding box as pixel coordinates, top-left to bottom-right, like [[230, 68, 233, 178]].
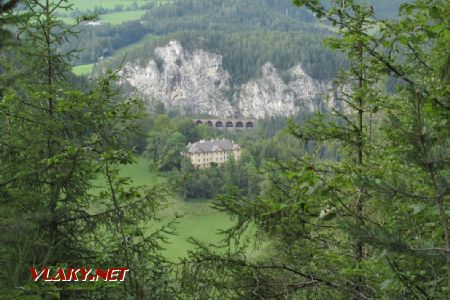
[[68, 0, 408, 82], [67, 0, 407, 83], [68, 0, 343, 83], [1, 0, 448, 299]]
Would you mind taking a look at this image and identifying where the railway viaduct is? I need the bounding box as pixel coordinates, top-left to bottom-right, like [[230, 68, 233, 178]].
[[194, 118, 255, 131]]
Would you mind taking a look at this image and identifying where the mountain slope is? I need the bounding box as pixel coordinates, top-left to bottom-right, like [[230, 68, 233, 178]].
[[120, 41, 336, 118], [69, 0, 409, 117]]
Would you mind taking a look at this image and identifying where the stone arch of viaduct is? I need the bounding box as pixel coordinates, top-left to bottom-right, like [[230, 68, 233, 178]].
[[195, 118, 255, 130]]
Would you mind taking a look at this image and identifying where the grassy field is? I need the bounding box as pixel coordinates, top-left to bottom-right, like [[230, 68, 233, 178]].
[[69, 0, 152, 11], [62, 10, 149, 25], [118, 157, 259, 262], [72, 63, 95, 75], [100, 10, 148, 25], [60, 0, 171, 25]]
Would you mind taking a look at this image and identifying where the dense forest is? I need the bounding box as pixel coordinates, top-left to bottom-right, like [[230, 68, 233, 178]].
[[64, 0, 408, 83], [1, 0, 449, 299], [67, 0, 346, 83], [142, 112, 324, 200]]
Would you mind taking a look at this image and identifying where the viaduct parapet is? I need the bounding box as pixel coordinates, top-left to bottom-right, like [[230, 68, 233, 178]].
[[194, 118, 255, 131]]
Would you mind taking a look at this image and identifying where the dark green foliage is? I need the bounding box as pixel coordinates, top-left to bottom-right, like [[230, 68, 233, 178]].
[[1, 0, 448, 299], [176, 150, 261, 200], [67, 0, 407, 85], [144, 114, 218, 172], [147, 112, 318, 201], [62, 20, 148, 63], [67, 0, 347, 83], [118, 30, 345, 84], [0, 1, 176, 298], [0, 0, 23, 97], [179, 0, 450, 298], [141, 0, 320, 34], [0, 0, 19, 48], [65, 0, 410, 84]]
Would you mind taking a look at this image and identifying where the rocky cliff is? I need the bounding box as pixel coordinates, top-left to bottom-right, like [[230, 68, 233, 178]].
[[120, 41, 335, 118]]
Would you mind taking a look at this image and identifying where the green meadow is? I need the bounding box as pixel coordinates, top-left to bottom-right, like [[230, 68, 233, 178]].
[[61, 0, 171, 25], [69, 0, 152, 11], [62, 10, 148, 25], [118, 157, 258, 262], [100, 10, 148, 25], [72, 63, 94, 76]]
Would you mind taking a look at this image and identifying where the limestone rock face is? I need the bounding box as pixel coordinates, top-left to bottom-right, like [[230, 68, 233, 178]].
[[120, 41, 335, 118], [236, 62, 331, 118]]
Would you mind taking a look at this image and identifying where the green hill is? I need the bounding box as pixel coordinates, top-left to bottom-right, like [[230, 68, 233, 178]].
[[67, 0, 408, 81]]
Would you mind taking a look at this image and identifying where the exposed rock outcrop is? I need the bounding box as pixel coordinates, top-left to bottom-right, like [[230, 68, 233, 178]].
[[120, 41, 336, 118]]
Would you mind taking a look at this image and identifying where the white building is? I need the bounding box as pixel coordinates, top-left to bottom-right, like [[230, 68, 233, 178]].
[[184, 139, 241, 169]]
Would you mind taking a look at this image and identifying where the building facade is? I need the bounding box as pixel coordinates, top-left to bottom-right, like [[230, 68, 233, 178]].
[[184, 139, 241, 169]]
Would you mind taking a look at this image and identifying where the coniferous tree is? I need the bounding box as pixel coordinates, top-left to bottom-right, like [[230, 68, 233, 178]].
[[179, 0, 449, 299], [0, 0, 19, 47], [0, 1, 176, 298]]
